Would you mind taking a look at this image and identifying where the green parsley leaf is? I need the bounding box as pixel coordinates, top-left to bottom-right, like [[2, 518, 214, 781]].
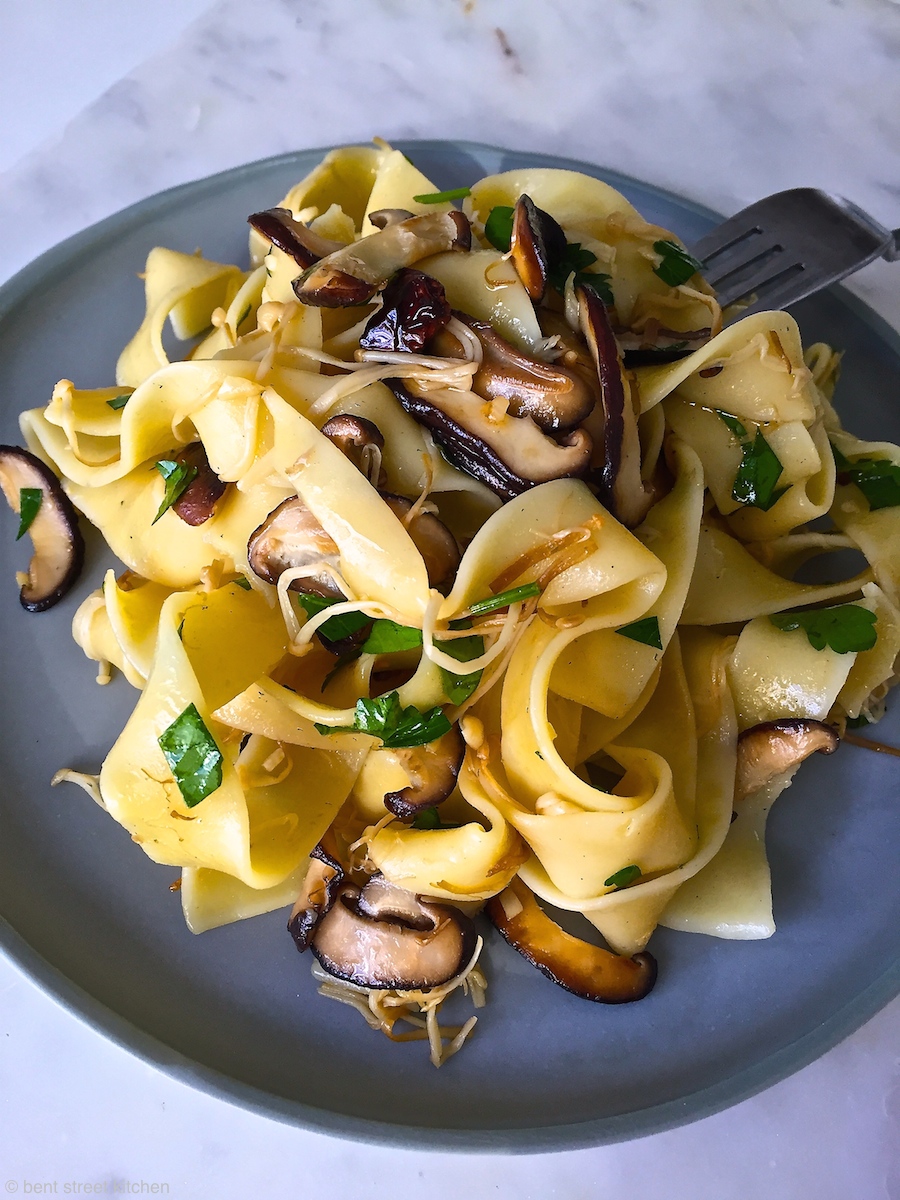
[[463, 581, 541, 620], [16, 488, 42, 541], [233, 577, 252, 590], [714, 409, 748, 440], [361, 619, 423, 655], [157, 703, 223, 808], [846, 713, 871, 728], [315, 691, 452, 748], [652, 239, 704, 287], [548, 243, 612, 303], [731, 429, 789, 511], [152, 459, 198, 524], [484, 205, 514, 251], [616, 615, 662, 650], [769, 604, 878, 654], [296, 593, 372, 643], [412, 187, 471, 204], [838, 454, 900, 511], [437, 634, 484, 705], [106, 393, 131, 411], [410, 805, 463, 830], [604, 864, 642, 889]]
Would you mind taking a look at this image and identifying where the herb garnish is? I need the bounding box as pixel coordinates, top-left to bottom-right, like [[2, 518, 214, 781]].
[[846, 713, 871, 729], [411, 806, 463, 830], [16, 488, 42, 540], [605, 864, 642, 889], [315, 691, 451, 748], [484, 205, 514, 251], [297, 593, 372, 643], [106, 393, 131, 411], [158, 703, 223, 808], [152, 459, 197, 524], [437, 634, 484, 704], [732, 429, 788, 511], [616, 615, 662, 650], [413, 187, 471, 204], [233, 577, 252, 590], [832, 443, 900, 511], [549, 243, 613, 304], [769, 604, 878, 654], [652, 239, 704, 287], [458, 582, 541, 622], [714, 409, 748, 440], [361, 619, 423, 655]]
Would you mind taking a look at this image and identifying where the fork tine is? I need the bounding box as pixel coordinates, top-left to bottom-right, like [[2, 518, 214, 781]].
[[738, 263, 812, 314], [702, 238, 786, 291]]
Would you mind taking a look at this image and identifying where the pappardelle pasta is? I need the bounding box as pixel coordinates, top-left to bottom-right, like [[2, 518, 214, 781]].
[[3, 141, 899, 1067]]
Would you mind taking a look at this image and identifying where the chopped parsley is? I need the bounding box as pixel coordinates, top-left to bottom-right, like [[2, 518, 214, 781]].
[[549, 243, 612, 303], [616, 615, 662, 650], [604, 864, 642, 889], [296, 593, 371, 643], [233, 577, 252, 590], [412, 187, 471, 204], [411, 806, 462, 830], [714, 409, 748, 440], [361, 619, 423, 655], [315, 691, 452, 748], [157, 703, 223, 808], [484, 205, 515, 251], [732, 429, 788, 511], [438, 634, 484, 705], [769, 604, 878, 654], [106, 393, 131, 411], [152, 459, 197, 524], [16, 488, 42, 540], [652, 239, 704, 287], [832, 443, 900, 511]]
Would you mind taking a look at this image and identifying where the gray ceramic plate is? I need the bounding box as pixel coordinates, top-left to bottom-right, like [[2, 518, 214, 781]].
[[1, 142, 899, 1153]]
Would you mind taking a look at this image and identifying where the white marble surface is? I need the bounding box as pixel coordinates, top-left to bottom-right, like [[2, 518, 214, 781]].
[[1, 1, 900, 1195]]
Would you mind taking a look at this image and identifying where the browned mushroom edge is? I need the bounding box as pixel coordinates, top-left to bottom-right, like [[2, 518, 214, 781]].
[[293, 211, 471, 308], [0, 444, 85, 612], [320, 413, 386, 485], [287, 839, 345, 952], [386, 380, 592, 502], [359, 268, 452, 353], [247, 496, 344, 598], [379, 493, 460, 590], [310, 878, 478, 989], [368, 208, 415, 229], [247, 207, 345, 269], [508, 194, 567, 302], [432, 312, 596, 434], [486, 877, 657, 1004], [383, 723, 465, 819], [577, 283, 654, 528], [736, 718, 840, 801], [171, 442, 227, 526]]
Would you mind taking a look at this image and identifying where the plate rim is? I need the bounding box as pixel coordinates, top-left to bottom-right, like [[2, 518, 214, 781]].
[[2, 138, 899, 1153]]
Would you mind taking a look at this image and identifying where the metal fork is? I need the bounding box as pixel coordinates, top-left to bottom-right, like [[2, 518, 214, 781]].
[[689, 189, 900, 314]]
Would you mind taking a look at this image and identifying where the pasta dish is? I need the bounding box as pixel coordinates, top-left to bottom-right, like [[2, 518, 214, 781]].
[[2, 142, 898, 1068]]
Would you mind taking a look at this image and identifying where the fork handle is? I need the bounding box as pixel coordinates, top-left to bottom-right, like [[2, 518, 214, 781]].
[[885, 230, 900, 263]]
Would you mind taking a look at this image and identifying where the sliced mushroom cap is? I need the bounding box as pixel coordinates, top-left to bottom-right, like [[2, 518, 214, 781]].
[[380, 493, 460, 589], [320, 413, 386, 485], [288, 841, 344, 952], [311, 880, 477, 989], [0, 445, 85, 612], [619, 325, 711, 367], [487, 877, 657, 1004], [388, 380, 592, 502], [355, 873, 434, 930], [382, 723, 465, 819], [433, 313, 596, 434], [509, 194, 567, 302], [578, 283, 654, 528], [359, 268, 452, 353], [368, 208, 415, 229], [294, 211, 471, 308], [247, 207, 345, 269], [170, 442, 228, 526], [247, 496, 344, 598], [736, 718, 839, 801]]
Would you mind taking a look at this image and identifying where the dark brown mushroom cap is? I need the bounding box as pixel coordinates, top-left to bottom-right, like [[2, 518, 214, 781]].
[[355, 874, 434, 930], [368, 209, 415, 229], [247, 496, 344, 598], [247, 207, 345, 269], [311, 880, 477, 989], [486, 877, 657, 1004], [170, 442, 227, 527], [288, 841, 345, 952], [382, 723, 465, 819], [0, 444, 85, 613], [387, 380, 592, 502], [577, 283, 654, 528], [320, 413, 386, 484], [293, 211, 471, 308], [736, 718, 839, 801], [359, 268, 452, 353], [434, 313, 596, 434], [379, 493, 460, 590], [509, 194, 567, 302]]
